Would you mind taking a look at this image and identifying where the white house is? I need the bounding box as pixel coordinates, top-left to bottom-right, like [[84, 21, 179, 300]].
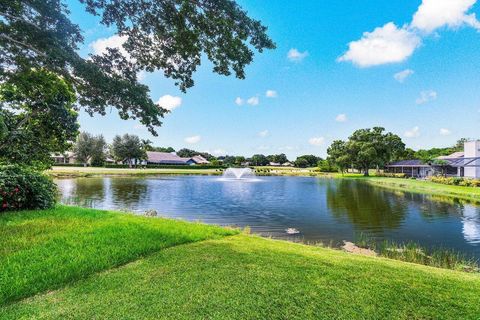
[[386, 141, 480, 179], [463, 141, 480, 178]]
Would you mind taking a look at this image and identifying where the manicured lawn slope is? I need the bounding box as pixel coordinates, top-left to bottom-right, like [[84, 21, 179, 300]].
[[3, 235, 480, 319], [0, 206, 236, 304], [363, 176, 480, 203]]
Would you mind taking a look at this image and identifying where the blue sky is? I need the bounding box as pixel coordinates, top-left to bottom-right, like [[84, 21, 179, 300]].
[[67, 0, 480, 159]]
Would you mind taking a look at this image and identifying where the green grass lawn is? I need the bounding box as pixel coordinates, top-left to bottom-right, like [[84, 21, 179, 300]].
[[47, 166, 222, 178], [1, 206, 480, 319], [355, 176, 480, 203], [0, 206, 236, 305]]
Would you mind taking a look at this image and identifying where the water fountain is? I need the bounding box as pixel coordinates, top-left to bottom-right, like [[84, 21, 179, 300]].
[[221, 168, 257, 180]]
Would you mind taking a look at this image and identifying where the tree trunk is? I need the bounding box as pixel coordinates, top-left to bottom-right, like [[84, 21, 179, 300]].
[[363, 168, 369, 176]]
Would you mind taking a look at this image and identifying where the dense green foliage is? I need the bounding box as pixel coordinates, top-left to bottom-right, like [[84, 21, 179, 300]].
[[1, 0, 274, 135], [2, 228, 479, 319], [327, 127, 405, 176], [251, 154, 269, 166], [295, 154, 321, 168], [111, 134, 145, 166], [72, 132, 107, 166], [176, 148, 215, 160], [0, 206, 236, 304], [0, 69, 79, 168], [429, 176, 480, 187], [0, 165, 56, 211], [266, 153, 289, 164]]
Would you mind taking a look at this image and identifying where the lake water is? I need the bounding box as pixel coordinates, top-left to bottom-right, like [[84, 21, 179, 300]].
[[55, 176, 480, 259]]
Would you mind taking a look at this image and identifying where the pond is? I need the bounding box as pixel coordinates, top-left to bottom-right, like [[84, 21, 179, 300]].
[[55, 176, 480, 259]]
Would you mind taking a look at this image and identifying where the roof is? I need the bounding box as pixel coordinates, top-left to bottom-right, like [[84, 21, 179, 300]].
[[437, 152, 464, 160], [386, 160, 430, 167], [191, 155, 210, 164], [146, 152, 190, 164]]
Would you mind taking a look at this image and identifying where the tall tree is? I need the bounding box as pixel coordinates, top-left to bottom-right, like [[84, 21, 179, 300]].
[[251, 154, 269, 166], [0, 69, 79, 168], [327, 140, 350, 174], [73, 132, 107, 166], [111, 134, 145, 167], [1, 0, 275, 135], [327, 128, 405, 176], [295, 155, 321, 168]]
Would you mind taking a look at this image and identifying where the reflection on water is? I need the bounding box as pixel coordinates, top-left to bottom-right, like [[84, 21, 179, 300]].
[[55, 176, 480, 258]]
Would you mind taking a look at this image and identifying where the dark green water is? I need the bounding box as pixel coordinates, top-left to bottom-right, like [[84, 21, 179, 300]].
[[55, 176, 480, 259]]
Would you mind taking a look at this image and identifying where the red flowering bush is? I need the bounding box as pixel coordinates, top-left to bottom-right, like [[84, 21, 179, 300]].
[[0, 165, 57, 212]]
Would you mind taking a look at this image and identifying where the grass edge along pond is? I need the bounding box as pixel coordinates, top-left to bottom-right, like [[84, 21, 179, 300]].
[[1, 206, 480, 319], [0, 206, 236, 305]]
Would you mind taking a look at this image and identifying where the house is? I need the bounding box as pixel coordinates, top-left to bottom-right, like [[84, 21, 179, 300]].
[[144, 152, 210, 166], [269, 162, 281, 166], [51, 152, 76, 164], [191, 155, 210, 165], [386, 141, 480, 178], [282, 162, 294, 167]]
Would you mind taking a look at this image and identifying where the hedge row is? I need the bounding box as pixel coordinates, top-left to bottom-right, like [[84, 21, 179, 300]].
[[103, 164, 226, 169], [429, 176, 480, 187], [375, 172, 408, 178], [53, 163, 226, 169]]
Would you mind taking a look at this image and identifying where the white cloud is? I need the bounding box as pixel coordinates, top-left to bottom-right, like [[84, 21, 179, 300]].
[[90, 34, 129, 57], [156, 95, 182, 111], [287, 48, 309, 62], [416, 90, 437, 104], [184, 135, 201, 144], [266, 90, 278, 98], [247, 96, 259, 106], [335, 114, 348, 122], [404, 126, 421, 138], [308, 137, 325, 146], [340, 0, 480, 67], [256, 145, 270, 151], [440, 128, 452, 136], [338, 23, 421, 67], [258, 130, 269, 137], [411, 0, 480, 34], [235, 97, 244, 106], [394, 69, 414, 83]]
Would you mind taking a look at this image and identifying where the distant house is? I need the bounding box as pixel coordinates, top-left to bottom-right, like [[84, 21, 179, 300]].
[[145, 152, 210, 166], [269, 162, 281, 166], [386, 141, 480, 178], [191, 155, 210, 165], [51, 152, 75, 164], [282, 162, 294, 167]]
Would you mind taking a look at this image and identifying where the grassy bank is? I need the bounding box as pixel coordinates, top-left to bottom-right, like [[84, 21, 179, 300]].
[[349, 176, 480, 203], [0, 206, 236, 304], [47, 166, 222, 178], [1, 207, 480, 319]]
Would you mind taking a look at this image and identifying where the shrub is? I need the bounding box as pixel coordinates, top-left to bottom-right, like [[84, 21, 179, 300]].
[[376, 172, 407, 178], [0, 165, 57, 212], [429, 176, 480, 188]]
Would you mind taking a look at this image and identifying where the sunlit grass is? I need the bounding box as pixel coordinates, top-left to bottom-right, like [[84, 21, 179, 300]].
[[2, 235, 480, 319], [0, 206, 237, 305]]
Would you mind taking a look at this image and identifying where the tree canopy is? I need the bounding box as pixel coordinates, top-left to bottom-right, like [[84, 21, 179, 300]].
[[327, 127, 405, 176], [1, 0, 275, 136], [0, 69, 79, 168], [72, 132, 106, 166], [111, 134, 145, 167], [295, 155, 321, 168]]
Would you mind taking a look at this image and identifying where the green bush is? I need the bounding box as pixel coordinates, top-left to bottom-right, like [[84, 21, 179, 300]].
[[0, 165, 57, 211], [376, 172, 407, 178], [429, 176, 480, 187]]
